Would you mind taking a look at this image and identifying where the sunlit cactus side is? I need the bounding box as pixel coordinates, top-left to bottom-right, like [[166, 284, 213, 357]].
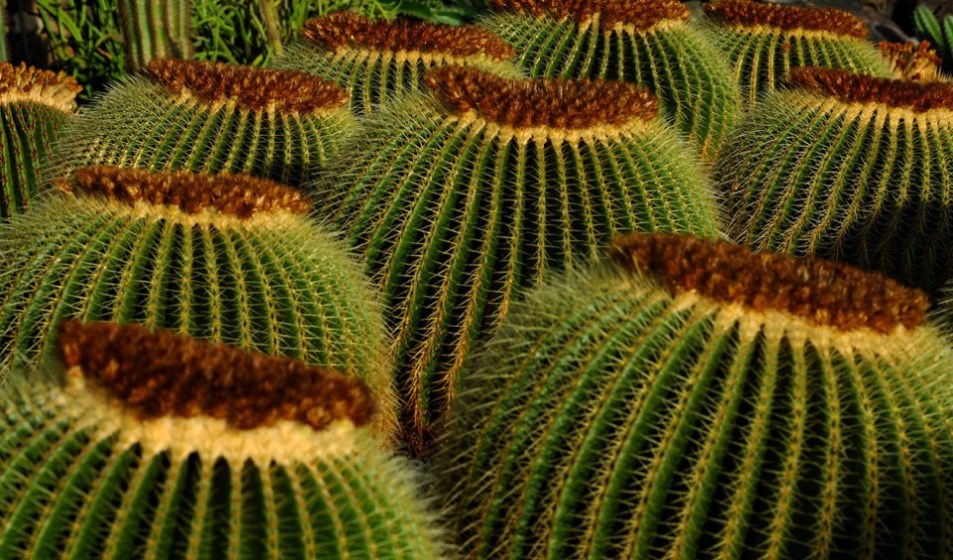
[[49, 59, 356, 186], [716, 67, 953, 294], [0, 166, 396, 438], [317, 66, 721, 455], [879, 40, 949, 81], [479, 0, 741, 158], [0, 320, 447, 559], [272, 11, 521, 116], [701, 0, 892, 106], [441, 232, 953, 559], [118, 0, 192, 72], [0, 63, 80, 219]]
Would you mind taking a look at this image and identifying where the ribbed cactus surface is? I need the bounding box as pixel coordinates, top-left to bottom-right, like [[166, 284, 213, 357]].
[[272, 11, 521, 115], [717, 67, 953, 294], [0, 321, 445, 559], [442, 232, 953, 559], [118, 0, 192, 72], [479, 0, 741, 157], [50, 59, 355, 186], [317, 66, 720, 454], [0, 63, 80, 219], [701, 0, 892, 106]]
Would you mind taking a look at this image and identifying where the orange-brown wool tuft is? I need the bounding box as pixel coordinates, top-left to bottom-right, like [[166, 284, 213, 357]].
[[789, 66, 953, 113], [878, 40, 944, 81], [609, 233, 929, 333], [303, 12, 516, 61], [704, 0, 868, 39], [0, 62, 82, 111], [145, 58, 348, 113], [425, 66, 658, 129], [62, 166, 311, 218], [57, 320, 378, 432], [490, 0, 689, 30]]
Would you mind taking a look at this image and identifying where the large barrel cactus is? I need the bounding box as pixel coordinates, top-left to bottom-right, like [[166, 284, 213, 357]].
[[0, 63, 81, 219], [0, 320, 446, 559], [0, 166, 394, 436], [272, 11, 521, 115], [441, 232, 953, 559], [50, 59, 355, 186], [701, 0, 892, 106], [479, 0, 741, 157], [317, 65, 720, 454], [717, 67, 953, 294]]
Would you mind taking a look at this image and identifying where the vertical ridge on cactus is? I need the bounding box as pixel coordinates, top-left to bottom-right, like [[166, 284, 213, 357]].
[[479, 0, 741, 158], [717, 67, 953, 294], [118, 1, 192, 72], [316, 66, 721, 455], [49, 59, 355, 187], [701, 0, 893, 106], [0, 320, 447, 559], [0, 63, 81, 219], [0, 166, 396, 439], [272, 11, 521, 116], [440, 232, 953, 559]]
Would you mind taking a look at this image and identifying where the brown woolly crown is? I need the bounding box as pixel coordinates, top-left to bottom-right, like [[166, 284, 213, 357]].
[[0, 63, 82, 112], [490, 0, 689, 30], [789, 67, 953, 113], [58, 320, 377, 431], [303, 12, 515, 61], [878, 41, 944, 82], [62, 166, 310, 219], [609, 233, 928, 333], [425, 66, 658, 129], [704, 0, 868, 39], [145, 59, 348, 113]]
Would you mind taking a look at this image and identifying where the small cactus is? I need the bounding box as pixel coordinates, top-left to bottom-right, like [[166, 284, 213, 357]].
[[118, 0, 192, 72], [716, 67, 953, 294], [441, 232, 953, 559], [50, 59, 356, 187], [702, 0, 893, 106], [0, 63, 81, 219], [271, 11, 521, 115], [0, 320, 447, 559], [479, 0, 741, 158], [0, 166, 395, 437], [317, 65, 721, 454]]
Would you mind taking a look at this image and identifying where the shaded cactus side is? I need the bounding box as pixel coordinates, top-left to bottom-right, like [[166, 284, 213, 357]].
[[118, 0, 193, 72]]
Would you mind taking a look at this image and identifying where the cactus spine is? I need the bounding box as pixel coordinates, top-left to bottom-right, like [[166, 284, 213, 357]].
[[50, 59, 356, 186], [317, 66, 720, 454], [0, 320, 446, 559], [272, 11, 521, 116], [479, 0, 741, 158], [441, 232, 953, 559], [118, 0, 193, 72], [702, 0, 893, 106], [716, 67, 953, 294], [0, 63, 80, 219]]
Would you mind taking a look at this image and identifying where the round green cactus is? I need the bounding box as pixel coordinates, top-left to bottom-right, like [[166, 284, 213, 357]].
[[701, 0, 893, 106], [0, 63, 81, 219], [479, 0, 741, 158], [0, 320, 446, 559], [50, 59, 356, 187], [271, 11, 521, 116], [316, 65, 721, 454], [0, 166, 395, 437], [441, 232, 953, 559], [716, 67, 953, 294]]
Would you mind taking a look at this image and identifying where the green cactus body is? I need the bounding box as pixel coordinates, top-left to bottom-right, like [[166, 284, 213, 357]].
[[318, 65, 721, 454], [701, 0, 892, 106], [50, 59, 356, 187], [479, 0, 740, 158], [118, 1, 192, 72], [271, 11, 521, 116], [0, 166, 396, 437], [0, 64, 80, 219], [717, 67, 953, 294], [0, 321, 445, 559], [441, 232, 953, 559]]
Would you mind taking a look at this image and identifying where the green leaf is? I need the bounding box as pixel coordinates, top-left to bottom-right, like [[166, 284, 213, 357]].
[[915, 5, 944, 47]]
